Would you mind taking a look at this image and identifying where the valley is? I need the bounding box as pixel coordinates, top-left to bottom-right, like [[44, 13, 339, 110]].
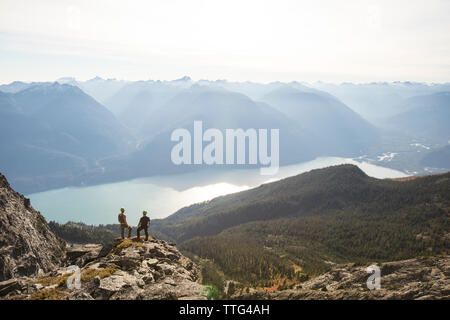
[[0, 77, 449, 300], [149, 165, 449, 289]]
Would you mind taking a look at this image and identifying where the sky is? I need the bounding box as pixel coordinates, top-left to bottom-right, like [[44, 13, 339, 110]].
[[0, 0, 449, 84]]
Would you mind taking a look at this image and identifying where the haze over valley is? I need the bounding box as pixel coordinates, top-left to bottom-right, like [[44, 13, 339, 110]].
[[0, 77, 448, 224]]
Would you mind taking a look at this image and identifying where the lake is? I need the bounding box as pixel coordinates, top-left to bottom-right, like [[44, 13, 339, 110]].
[[28, 157, 409, 226]]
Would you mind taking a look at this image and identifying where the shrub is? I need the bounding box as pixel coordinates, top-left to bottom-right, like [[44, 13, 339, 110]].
[[204, 285, 219, 300], [81, 265, 118, 282], [112, 238, 143, 253], [30, 288, 66, 300], [33, 272, 74, 287]]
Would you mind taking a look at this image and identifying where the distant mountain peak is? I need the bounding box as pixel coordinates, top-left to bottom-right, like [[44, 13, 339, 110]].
[[86, 76, 105, 82], [56, 77, 76, 84], [19, 82, 81, 95], [173, 76, 191, 82]]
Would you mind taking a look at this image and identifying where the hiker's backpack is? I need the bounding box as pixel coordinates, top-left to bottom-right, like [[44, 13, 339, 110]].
[[118, 213, 126, 224]]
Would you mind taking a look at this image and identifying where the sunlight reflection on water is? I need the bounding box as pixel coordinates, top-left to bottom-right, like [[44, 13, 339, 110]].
[[28, 157, 408, 225]]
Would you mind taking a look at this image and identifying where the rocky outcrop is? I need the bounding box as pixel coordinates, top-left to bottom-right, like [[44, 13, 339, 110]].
[[232, 255, 450, 300], [0, 172, 206, 300], [0, 173, 66, 281], [0, 238, 207, 300]]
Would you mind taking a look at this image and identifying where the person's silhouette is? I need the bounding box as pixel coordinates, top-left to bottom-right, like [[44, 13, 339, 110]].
[[137, 210, 151, 241], [118, 208, 132, 239]]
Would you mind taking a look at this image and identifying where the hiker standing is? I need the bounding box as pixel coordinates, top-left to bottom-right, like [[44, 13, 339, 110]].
[[137, 210, 151, 241], [118, 207, 132, 239]]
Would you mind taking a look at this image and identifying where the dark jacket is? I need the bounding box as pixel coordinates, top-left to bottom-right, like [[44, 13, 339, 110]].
[[138, 216, 150, 228]]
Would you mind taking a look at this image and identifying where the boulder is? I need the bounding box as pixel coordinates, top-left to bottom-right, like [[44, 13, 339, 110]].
[[66, 244, 103, 267]]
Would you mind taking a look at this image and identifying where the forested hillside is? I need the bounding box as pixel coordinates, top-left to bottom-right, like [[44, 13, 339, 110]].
[[151, 165, 450, 288]]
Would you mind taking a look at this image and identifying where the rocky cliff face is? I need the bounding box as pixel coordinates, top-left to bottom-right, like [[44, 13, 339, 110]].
[[0, 238, 206, 300], [0, 173, 65, 281], [232, 255, 450, 300]]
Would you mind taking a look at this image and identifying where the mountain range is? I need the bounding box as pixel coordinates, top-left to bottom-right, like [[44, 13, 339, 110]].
[[0, 78, 449, 193], [0, 83, 133, 193], [384, 92, 450, 144], [311, 81, 450, 121]]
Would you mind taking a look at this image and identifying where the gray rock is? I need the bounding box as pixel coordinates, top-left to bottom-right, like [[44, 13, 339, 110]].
[[0, 279, 23, 297], [66, 244, 103, 267]]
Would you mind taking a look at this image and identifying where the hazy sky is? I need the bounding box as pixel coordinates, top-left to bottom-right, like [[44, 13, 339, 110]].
[[0, 0, 449, 84]]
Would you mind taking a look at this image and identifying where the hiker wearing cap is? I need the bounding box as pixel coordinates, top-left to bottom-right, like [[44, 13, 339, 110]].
[[118, 207, 132, 239], [137, 210, 151, 241]]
